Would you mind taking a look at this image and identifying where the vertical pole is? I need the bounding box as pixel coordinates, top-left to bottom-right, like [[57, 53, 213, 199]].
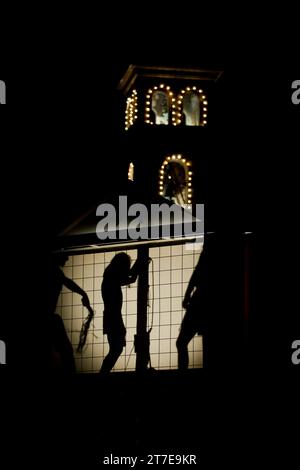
[[135, 245, 150, 372]]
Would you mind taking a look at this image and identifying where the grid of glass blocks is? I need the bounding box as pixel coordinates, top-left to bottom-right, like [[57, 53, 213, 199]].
[[56, 242, 203, 373]]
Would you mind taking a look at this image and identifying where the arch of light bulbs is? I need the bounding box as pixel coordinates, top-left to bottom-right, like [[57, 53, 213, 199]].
[[144, 84, 174, 125], [159, 154, 193, 207], [125, 89, 138, 130], [177, 86, 208, 126]]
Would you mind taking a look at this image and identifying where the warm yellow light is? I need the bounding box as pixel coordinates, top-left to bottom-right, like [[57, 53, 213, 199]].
[[167, 156, 171, 160], [203, 101, 208, 105], [172, 104, 176, 108], [145, 119, 150, 123], [203, 107, 207, 112], [178, 155, 181, 159], [188, 188, 192, 193], [146, 107, 150, 111], [192, 86, 197, 90], [182, 90, 185, 94], [149, 90, 153, 94], [202, 95, 206, 99], [160, 84, 164, 88], [146, 101, 150, 105], [169, 92, 173, 96], [159, 191, 163, 196], [187, 87, 190, 91], [154, 86, 158, 90], [166, 86, 170, 90], [172, 98, 176, 102], [177, 120, 181, 124], [198, 89, 203, 93], [188, 182, 192, 187], [182, 159, 186, 163], [188, 171, 192, 175], [177, 100, 182, 105]]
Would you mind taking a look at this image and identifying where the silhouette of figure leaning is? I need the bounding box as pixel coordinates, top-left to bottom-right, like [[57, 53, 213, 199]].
[[46, 252, 91, 373], [100, 253, 143, 374], [176, 240, 213, 369]]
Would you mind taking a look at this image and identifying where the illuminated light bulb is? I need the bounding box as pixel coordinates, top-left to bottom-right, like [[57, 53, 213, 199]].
[[203, 114, 207, 118], [187, 162, 190, 166], [146, 107, 150, 111], [154, 86, 158, 90], [188, 171, 192, 175], [160, 170, 164, 174], [202, 95, 206, 99], [160, 84, 164, 88], [177, 120, 181, 124], [172, 98, 176, 102], [146, 101, 150, 105], [164, 160, 168, 165], [182, 90, 185, 94], [203, 101, 208, 105], [145, 119, 150, 124], [192, 86, 197, 90], [178, 155, 181, 159], [177, 100, 182, 104], [172, 155, 176, 159], [186, 87, 190, 91], [167, 156, 171, 160], [188, 188, 192, 193], [149, 89, 153, 94], [166, 86, 170, 90], [182, 159, 186, 163], [203, 120, 207, 124], [159, 191, 163, 196], [169, 92, 173, 96], [172, 117, 176, 122], [198, 89, 203, 93], [172, 104, 176, 108], [188, 182, 192, 187]]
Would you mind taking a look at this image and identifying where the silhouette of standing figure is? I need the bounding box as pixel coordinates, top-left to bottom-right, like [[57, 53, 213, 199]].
[[176, 240, 213, 369], [46, 252, 91, 373], [100, 253, 142, 374]]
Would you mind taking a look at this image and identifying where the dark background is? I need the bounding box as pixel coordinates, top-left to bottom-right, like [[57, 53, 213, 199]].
[[1, 22, 300, 466]]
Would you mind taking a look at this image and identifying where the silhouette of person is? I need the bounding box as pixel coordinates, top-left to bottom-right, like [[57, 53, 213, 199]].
[[46, 251, 91, 373], [176, 240, 213, 369], [100, 253, 143, 374]]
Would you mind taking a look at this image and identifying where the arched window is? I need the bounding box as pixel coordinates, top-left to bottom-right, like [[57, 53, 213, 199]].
[[151, 91, 169, 125], [145, 85, 174, 125], [177, 87, 208, 126], [183, 92, 200, 126], [159, 155, 193, 207]]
